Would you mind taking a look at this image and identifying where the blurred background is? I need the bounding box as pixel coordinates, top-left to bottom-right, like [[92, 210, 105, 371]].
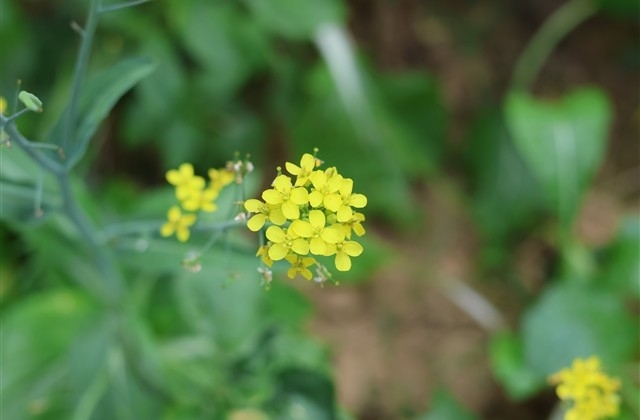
[[1, 0, 638, 419]]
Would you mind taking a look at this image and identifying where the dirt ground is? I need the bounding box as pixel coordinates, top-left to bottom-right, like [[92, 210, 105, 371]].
[[301, 1, 639, 418]]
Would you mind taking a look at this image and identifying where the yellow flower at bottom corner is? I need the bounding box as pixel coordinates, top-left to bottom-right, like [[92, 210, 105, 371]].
[[161, 206, 197, 242], [285, 254, 316, 280], [549, 356, 621, 420], [0, 97, 7, 114]]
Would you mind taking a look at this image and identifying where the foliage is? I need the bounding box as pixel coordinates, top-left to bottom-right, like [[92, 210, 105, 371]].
[[0, 0, 637, 419]]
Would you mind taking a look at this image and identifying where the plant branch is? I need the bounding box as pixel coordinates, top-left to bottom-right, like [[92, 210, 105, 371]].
[[510, 0, 597, 91], [62, 0, 100, 151], [1, 115, 64, 174], [99, 0, 152, 14]]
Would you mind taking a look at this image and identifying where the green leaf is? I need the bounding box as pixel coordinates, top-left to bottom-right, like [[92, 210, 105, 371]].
[[488, 331, 545, 400], [467, 109, 545, 252], [244, 0, 344, 40], [522, 282, 637, 377], [0, 290, 98, 420], [505, 88, 611, 231], [49, 57, 156, 167], [415, 388, 478, 420], [268, 368, 338, 420], [596, 215, 640, 298]]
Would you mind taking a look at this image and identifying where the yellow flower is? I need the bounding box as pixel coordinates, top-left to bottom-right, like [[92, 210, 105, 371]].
[[256, 245, 273, 267], [325, 235, 364, 271], [285, 153, 317, 186], [335, 178, 368, 222], [262, 174, 309, 220], [290, 209, 342, 255], [166, 163, 205, 201], [160, 206, 197, 242], [285, 254, 316, 280], [208, 168, 234, 191], [0, 97, 7, 114], [181, 187, 220, 212], [265, 226, 309, 260], [308, 168, 344, 209], [549, 356, 621, 420], [339, 212, 366, 239], [243, 199, 286, 231]]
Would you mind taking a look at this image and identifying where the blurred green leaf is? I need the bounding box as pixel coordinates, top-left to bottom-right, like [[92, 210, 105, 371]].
[[61, 57, 156, 167], [522, 282, 637, 377], [0, 289, 98, 420], [244, 0, 344, 40], [488, 331, 545, 400], [467, 109, 545, 258], [415, 388, 478, 420], [596, 0, 640, 19], [596, 215, 640, 298], [268, 368, 338, 420], [505, 88, 611, 231]]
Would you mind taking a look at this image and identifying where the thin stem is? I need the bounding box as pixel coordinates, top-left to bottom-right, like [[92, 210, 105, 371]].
[[5, 108, 30, 122], [58, 174, 124, 302], [99, 0, 152, 14], [510, 0, 597, 91], [62, 0, 100, 151], [1, 115, 64, 174]]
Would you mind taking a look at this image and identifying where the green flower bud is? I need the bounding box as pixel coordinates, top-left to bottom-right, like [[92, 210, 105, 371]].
[[18, 91, 43, 112]]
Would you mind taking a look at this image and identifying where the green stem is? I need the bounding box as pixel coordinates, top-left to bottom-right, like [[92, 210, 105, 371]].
[[1, 115, 64, 174], [510, 0, 598, 91], [62, 0, 100, 152]]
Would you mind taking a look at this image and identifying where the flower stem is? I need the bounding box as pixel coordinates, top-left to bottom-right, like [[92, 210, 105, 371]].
[[62, 0, 100, 152], [510, 0, 598, 91]]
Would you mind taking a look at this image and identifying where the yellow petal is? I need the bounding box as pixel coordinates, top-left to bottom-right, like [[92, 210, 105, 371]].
[[349, 193, 367, 208], [266, 226, 286, 243], [336, 205, 352, 222], [308, 210, 325, 229], [339, 178, 354, 196], [176, 227, 190, 242], [160, 223, 174, 237], [343, 241, 363, 256], [291, 238, 310, 255], [301, 268, 313, 280], [262, 189, 283, 204], [247, 214, 267, 232], [321, 227, 344, 244], [309, 191, 323, 207], [273, 175, 292, 192], [335, 252, 351, 271], [285, 162, 301, 175], [290, 187, 309, 205], [268, 243, 289, 260], [300, 153, 316, 170], [291, 220, 313, 237], [244, 198, 264, 213], [167, 206, 181, 221], [282, 201, 300, 220], [309, 237, 326, 255], [269, 208, 287, 225], [323, 194, 342, 212]]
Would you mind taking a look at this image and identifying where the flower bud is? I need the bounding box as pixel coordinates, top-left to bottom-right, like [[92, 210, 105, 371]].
[[18, 91, 43, 112]]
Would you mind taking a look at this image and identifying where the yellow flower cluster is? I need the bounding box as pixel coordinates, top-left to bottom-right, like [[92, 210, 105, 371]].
[[161, 163, 234, 242], [244, 152, 367, 282], [549, 356, 621, 420]]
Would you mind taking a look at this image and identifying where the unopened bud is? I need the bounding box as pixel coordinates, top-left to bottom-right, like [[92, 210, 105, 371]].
[[18, 91, 43, 112]]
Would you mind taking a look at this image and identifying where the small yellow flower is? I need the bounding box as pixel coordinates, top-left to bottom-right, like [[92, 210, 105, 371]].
[[161, 206, 197, 242], [285, 153, 317, 186], [335, 178, 368, 222], [181, 187, 219, 213], [262, 175, 309, 220], [549, 356, 621, 420], [208, 168, 234, 190], [308, 168, 344, 209], [166, 163, 205, 201], [325, 235, 364, 271], [289, 209, 342, 255], [243, 199, 286, 231], [256, 245, 273, 267], [285, 254, 316, 280], [265, 226, 309, 260], [0, 97, 7, 114]]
